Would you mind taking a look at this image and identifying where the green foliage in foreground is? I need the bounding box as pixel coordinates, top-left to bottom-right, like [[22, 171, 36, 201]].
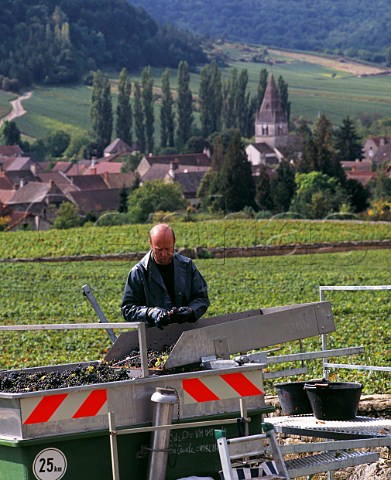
[[0, 250, 390, 394], [0, 219, 390, 260]]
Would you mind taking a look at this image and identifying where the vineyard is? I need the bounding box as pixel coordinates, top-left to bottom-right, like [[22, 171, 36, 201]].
[[0, 227, 390, 393], [0, 219, 390, 259]]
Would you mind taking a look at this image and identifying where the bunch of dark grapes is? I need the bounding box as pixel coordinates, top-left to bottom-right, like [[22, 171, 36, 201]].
[[122, 345, 173, 369], [0, 346, 176, 393], [0, 364, 130, 393]]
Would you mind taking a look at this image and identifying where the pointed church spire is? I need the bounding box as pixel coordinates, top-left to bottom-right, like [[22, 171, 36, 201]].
[[255, 74, 288, 148]]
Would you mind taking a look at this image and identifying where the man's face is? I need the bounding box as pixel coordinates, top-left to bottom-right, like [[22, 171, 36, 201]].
[[149, 229, 175, 265]]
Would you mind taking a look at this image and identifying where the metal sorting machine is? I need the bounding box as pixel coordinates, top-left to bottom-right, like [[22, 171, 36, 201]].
[[0, 297, 386, 480]]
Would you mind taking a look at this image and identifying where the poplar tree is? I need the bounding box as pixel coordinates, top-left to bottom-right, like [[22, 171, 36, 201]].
[[116, 68, 132, 145], [277, 75, 291, 124], [176, 60, 193, 150], [134, 82, 145, 153], [199, 61, 222, 137], [90, 70, 113, 149], [142, 66, 154, 153], [235, 69, 249, 135], [160, 68, 175, 148], [222, 69, 238, 130]]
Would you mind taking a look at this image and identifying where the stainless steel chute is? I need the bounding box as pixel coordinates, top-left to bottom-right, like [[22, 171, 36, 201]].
[[104, 301, 335, 369]]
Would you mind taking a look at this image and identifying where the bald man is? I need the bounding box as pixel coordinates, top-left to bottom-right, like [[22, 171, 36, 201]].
[[121, 224, 210, 329]]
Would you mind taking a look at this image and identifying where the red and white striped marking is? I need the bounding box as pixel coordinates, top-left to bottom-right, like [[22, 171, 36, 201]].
[[182, 371, 264, 404], [21, 389, 107, 424]]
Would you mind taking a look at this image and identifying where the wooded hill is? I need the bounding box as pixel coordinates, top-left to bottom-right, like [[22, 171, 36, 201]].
[[0, 0, 206, 88], [131, 0, 391, 65]]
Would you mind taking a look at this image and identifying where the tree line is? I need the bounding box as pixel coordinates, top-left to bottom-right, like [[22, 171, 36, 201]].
[[132, 0, 391, 66], [89, 63, 290, 155], [0, 0, 206, 90]]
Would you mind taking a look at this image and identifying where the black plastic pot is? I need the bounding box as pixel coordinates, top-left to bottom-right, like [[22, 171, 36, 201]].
[[304, 381, 363, 420], [274, 381, 313, 415]]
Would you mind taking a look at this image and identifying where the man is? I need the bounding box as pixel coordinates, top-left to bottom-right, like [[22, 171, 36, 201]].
[[121, 223, 210, 329]]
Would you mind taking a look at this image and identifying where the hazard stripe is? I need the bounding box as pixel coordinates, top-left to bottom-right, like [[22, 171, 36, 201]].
[[221, 372, 263, 397], [182, 378, 220, 402], [24, 394, 68, 425], [72, 389, 107, 418]]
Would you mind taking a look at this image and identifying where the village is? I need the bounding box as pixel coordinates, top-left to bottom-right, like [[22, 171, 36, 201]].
[[1, 74, 391, 231]]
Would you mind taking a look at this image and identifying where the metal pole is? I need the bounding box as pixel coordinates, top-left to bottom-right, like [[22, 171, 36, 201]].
[[108, 411, 120, 480], [137, 322, 149, 378], [82, 284, 117, 343], [147, 387, 178, 480]]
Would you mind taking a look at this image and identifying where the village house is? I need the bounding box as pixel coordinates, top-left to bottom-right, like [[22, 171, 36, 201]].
[[135, 151, 211, 204], [7, 180, 64, 230], [363, 136, 391, 162]]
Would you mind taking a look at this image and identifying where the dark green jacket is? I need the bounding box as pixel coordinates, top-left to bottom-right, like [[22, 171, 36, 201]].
[[121, 251, 209, 323]]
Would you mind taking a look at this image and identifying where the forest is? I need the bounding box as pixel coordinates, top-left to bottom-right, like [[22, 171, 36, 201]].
[[0, 0, 206, 89], [131, 0, 391, 65]]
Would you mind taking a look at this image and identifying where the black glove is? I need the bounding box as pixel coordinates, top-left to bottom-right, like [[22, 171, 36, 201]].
[[147, 307, 170, 330], [172, 306, 196, 324]]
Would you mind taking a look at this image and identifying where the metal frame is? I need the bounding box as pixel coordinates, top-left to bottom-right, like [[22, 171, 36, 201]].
[[319, 285, 391, 377]]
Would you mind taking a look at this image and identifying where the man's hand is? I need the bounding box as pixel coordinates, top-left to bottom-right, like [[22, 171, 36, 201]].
[[172, 306, 196, 324], [147, 307, 170, 330]]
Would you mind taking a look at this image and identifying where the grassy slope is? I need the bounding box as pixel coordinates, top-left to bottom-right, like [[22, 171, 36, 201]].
[[2, 48, 391, 140]]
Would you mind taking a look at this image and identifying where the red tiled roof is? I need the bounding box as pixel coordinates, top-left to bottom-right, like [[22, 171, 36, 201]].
[[83, 162, 123, 175], [68, 189, 120, 214], [142, 163, 209, 182], [68, 175, 108, 190], [143, 153, 211, 167], [0, 145, 23, 156]]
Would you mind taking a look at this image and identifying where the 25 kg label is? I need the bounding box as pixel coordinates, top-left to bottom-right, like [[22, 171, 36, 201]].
[[33, 448, 67, 480]]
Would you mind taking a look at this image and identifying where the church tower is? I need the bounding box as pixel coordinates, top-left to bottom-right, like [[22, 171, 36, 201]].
[[255, 74, 288, 148]]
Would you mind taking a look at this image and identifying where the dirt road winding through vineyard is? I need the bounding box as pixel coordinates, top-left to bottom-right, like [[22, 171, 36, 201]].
[[0, 91, 32, 126]]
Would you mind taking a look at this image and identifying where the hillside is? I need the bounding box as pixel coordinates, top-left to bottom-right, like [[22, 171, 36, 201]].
[[131, 0, 391, 65], [0, 0, 206, 88]]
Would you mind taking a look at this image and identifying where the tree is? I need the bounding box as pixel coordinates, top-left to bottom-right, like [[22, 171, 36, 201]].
[[54, 202, 81, 229], [314, 113, 346, 183], [256, 68, 268, 109], [116, 68, 132, 146], [133, 82, 145, 152], [142, 66, 154, 153], [160, 68, 175, 148], [45, 130, 70, 157], [290, 171, 348, 219], [296, 121, 317, 173], [219, 131, 256, 212], [118, 186, 129, 213], [270, 161, 296, 212], [199, 61, 222, 137], [345, 178, 370, 213], [277, 75, 291, 123], [370, 169, 391, 200], [334, 116, 364, 161], [235, 69, 249, 135], [255, 165, 274, 211], [90, 70, 112, 150], [0, 121, 21, 145], [127, 180, 186, 223], [176, 60, 193, 149], [222, 69, 237, 130]]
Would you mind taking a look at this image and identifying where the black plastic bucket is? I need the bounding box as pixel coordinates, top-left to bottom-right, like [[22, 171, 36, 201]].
[[304, 382, 363, 420], [274, 381, 313, 415]]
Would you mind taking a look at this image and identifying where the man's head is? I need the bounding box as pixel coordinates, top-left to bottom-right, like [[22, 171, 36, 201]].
[[149, 224, 176, 265]]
